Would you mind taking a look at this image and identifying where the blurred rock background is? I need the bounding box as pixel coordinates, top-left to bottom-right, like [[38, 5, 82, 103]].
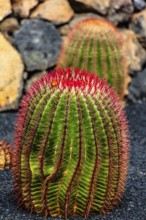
[[0, 0, 146, 111]]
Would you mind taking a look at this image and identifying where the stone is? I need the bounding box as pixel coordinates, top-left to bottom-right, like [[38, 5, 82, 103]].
[[133, 0, 146, 11], [31, 0, 74, 25], [122, 30, 146, 74], [13, 19, 62, 71], [69, 0, 110, 15], [128, 68, 146, 103], [108, 0, 134, 25], [12, 0, 39, 18], [0, 0, 11, 21], [0, 33, 24, 111], [0, 141, 11, 170], [59, 13, 101, 35], [130, 9, 146, 43], [130, 10, 146, 49], [0, 18, 19, 33]]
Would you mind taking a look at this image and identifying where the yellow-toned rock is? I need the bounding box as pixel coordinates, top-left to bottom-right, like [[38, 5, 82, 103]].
[[12, 0, 39, 17], [0, 0, 11, 21], [0, 33, 24, 111], [0, 141, 11, 170], [31, 0, 74, 25]]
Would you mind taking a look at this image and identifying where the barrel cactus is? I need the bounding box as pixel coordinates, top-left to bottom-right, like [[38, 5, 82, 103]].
[[0, 140, 11, 170], [11, 68, 129, 218], [57, 18, 128, 98]]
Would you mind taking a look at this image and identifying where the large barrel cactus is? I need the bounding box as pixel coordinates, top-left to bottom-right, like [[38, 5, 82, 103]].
[[57, 18, 128, 98], [12, 68, 129, 218]]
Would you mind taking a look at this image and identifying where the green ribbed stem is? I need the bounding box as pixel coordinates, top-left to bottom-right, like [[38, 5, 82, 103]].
[[12, 69, 128, 218], [57, 19, 126, 98]]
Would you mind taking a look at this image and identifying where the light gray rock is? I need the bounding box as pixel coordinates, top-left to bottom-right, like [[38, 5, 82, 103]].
[[133, 0, 146, 11], [130, 9, 146, 36], [122, 30, 146, 74], [68, 0, 110, 15], [108, 0, 134, 25], [13, 19, 62, 72], [130, 9, 146, 48]]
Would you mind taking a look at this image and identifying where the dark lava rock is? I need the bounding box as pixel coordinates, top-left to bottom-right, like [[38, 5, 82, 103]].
[[133, 0, 146, 11], [128, 68, 146, 102], [13, 19, 62, 72], [108, 0, 134, 25]]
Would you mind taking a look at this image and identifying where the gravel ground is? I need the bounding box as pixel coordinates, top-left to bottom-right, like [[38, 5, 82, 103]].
[[0, 102, 146, 220]]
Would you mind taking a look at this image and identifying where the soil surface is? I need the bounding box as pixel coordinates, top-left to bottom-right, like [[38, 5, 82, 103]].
[[0, 102, 146, 220]]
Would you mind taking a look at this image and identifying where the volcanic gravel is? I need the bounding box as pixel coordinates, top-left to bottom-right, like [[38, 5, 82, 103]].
[[0, 102, 146, 220]]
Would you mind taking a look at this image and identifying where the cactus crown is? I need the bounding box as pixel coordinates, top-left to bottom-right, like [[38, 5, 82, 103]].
[[12, 68, 129, 218], [0, 141, 11, 170], [57, 18, 128, 98]]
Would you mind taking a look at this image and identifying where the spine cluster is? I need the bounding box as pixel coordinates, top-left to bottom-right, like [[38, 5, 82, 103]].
[[12, 68, 129, 218], [57, 18, 128, 98]]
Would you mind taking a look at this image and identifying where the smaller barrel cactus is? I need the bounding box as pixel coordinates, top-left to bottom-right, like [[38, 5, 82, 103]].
[[57, 18, 128, 98], [11, 68, 129, 218], [0, 141, 11, 170]]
